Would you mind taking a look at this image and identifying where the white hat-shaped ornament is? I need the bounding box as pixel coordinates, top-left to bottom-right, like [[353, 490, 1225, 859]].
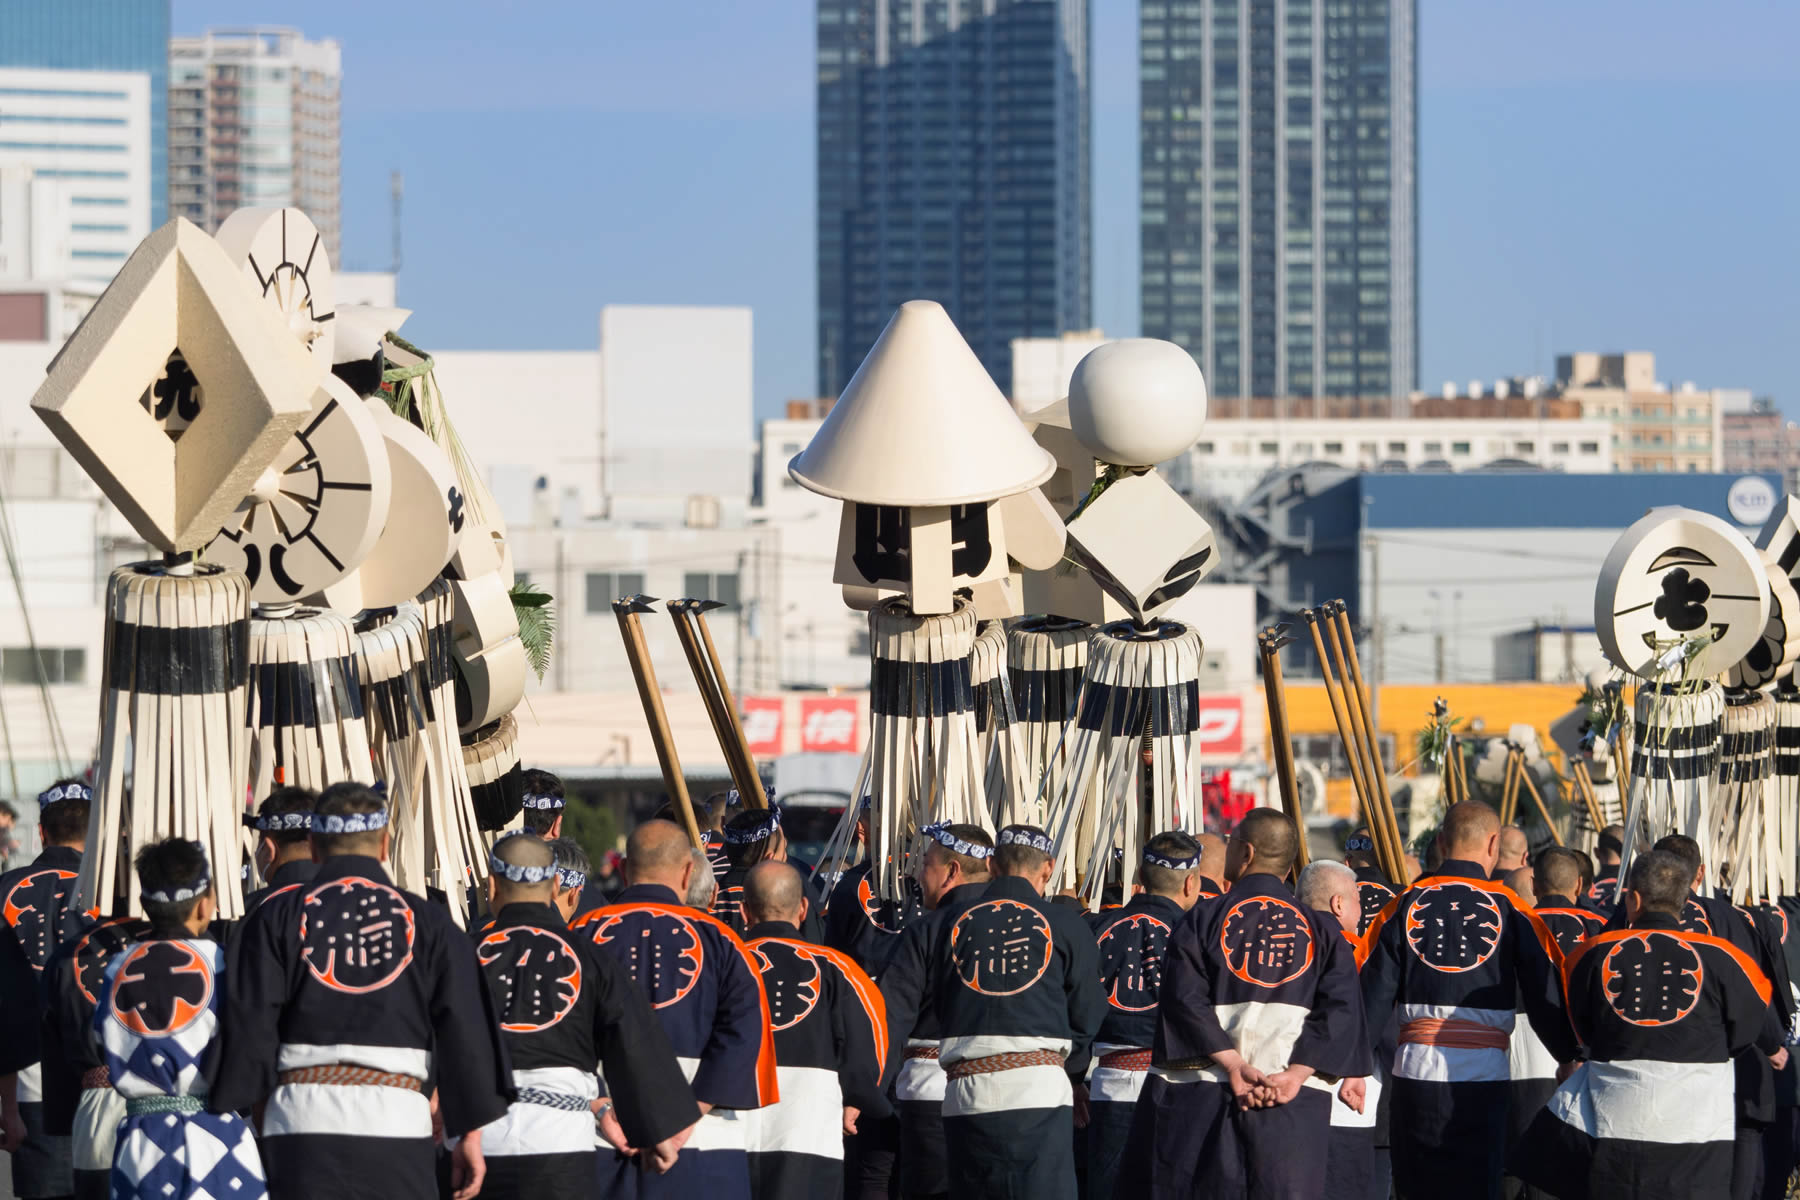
[[791, 300, 1060, 615]]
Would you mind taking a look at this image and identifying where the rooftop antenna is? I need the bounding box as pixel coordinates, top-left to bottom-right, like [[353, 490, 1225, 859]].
[[390, 170, 403, 275]]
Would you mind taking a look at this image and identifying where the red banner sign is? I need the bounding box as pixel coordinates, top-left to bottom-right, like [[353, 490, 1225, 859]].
[[1195, 695, 1244, 755], [740, 697, 784, 758], [799, 696, 861, 753]]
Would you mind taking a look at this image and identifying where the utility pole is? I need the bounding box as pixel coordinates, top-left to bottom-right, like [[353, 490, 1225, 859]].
[[1434, 632, 1445, 682]]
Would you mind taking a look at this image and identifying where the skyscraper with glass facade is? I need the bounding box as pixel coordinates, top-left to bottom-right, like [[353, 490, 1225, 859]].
[[817, 0, 1090, 397], [1139, 0, 1415, 411], [0, 0, 169, 227]]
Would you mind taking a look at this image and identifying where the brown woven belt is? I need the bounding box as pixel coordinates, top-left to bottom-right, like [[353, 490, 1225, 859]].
[[276, 1065, 425, 1091], [944, 1049, 1066, 1080], [904, 1044, 940, 1061], [80, 1066, 110, 1091], [1097, 1049, 1153, 1072]]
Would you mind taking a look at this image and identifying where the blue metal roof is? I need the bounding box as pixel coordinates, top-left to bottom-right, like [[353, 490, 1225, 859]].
[[1324, 472, 1783, 531]]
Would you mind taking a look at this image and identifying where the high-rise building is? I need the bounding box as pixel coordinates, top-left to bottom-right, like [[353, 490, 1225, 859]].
[[816, 0, 1090, 397], [1139, 0, 1416, 411], [168, 29, 342, 262], [0, 70, 154, 284], [0, 0, 169, 228]]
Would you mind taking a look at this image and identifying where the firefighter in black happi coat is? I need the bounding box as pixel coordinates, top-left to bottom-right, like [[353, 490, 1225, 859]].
[[1582, 825, 1625, 915], [1514, 850, 1779, 1200], [1118, 808, 1371, 1200], [1360, 800, 1576, 1200], [1345, 829, 1397, 937], [1598, 833, 1796, 1200], [0, 778, 96, 1200], [1085, 831, 1211, 1200], [822, 800, 925, 1200], [881, 823, 1104, 1200], [713, 808, 825, 945], [739, 860, 889, 1199], [472, 834, 698, 1199], [210, 783, 512, 1200]]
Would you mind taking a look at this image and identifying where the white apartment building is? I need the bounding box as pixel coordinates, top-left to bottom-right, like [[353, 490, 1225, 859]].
[[0, 68, 153, 283], [169, 29, 342, 260], [1167, 417, 1617, 503]]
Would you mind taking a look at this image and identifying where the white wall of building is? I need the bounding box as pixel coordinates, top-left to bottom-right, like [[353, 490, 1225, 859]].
[[600, 306, 752, 525], [1168, 417, 1617, 504], [1010, 330, 1111, 413], [0, 68, 152, 284]]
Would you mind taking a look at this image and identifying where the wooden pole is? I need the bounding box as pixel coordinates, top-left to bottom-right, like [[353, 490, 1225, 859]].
[[1302, 611, 1375, 834], [1572, 759, 1605, 833], [1328, 603, 1410, 886], [1498, 747, 1519, 826], [688, 599, 768, 809], [1518, 759, 1565, 846], [1258, 629, 1311, 870], [666, 599, 765, 810], [613, 596, 702, 847]]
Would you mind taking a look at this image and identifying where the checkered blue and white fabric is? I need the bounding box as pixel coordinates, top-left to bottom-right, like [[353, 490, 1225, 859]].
[[96, 938, 266, 1200]]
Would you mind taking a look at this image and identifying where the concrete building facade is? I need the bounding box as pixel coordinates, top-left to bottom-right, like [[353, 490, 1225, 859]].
[[1555, 350, 1724, 474], [168, 28, 342, 260], [1139, 0, 1418, 410], [0, 68, 154, 283]]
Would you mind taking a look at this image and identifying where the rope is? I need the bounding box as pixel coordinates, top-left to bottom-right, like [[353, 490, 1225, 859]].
[[125, 1095, 205, 1116], [516, 1087, 592, 1112]]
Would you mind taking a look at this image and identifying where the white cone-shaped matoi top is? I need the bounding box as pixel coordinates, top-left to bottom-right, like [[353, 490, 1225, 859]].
[[789, 300, 1054, 507]]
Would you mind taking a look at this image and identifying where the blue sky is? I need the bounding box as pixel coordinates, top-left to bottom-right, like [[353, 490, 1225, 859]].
[[175, 0, 1800, 417]]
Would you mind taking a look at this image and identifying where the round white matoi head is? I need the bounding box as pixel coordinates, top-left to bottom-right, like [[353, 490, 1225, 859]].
[[212, 206, 336, 367], [1594, 506, 1770, 681], [1067, 339, 1208, 467], [788, 299, 1053, 506]]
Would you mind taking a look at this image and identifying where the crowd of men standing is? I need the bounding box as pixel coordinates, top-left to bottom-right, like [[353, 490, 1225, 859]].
[[1, 769, 1796, 1200]]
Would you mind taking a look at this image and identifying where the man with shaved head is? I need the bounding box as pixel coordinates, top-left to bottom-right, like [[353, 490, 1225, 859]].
[[1194, 832, 1229, 898], [1494, 826, 1529, 879], [473, 834, 697, 1197], [738, 861, 887, 1200], [1299, 859, 1384, 1200], [1361, 800, 1574, 1200], [571, 820, 778, 1200], [1118, 808, 1370, 1198]]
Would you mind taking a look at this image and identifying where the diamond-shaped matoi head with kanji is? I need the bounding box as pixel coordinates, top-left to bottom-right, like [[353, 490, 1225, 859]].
[[31, 218, 322, 553]]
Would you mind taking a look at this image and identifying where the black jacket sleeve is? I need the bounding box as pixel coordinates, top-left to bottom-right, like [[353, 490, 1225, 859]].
[[585, 943, 699, 1147], [425, 910, 513, 1137]]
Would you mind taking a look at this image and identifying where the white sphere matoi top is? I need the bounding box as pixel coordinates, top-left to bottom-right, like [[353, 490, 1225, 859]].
[[1067, 338, 1208, 467]]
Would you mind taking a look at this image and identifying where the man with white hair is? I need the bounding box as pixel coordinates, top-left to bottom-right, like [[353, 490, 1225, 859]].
[[1299, 859, 1385, 1200]]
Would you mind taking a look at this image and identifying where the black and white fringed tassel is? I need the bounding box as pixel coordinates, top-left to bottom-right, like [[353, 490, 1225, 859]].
[[970, 620, 1028, 824], [1045, 619, 1204, 908], [1006, 616, 1090, 827], [1623, 681, 1722, 878], [866, 595, 986, 899], [1714, 690, 1775, 903], [247, 606, 373, 798], [416, 578, 486, 914], [1775, 687, 1800, 900], [87, 562, 252, 918], [463, 712, 524, 834]]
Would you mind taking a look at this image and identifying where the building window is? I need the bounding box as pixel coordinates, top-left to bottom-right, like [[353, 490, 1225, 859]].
[[1452, 441, 1471, 455], [683, 572, 741, 609], [1515, 441, 1535, 454], [1196, 441, 1215, 453], [1387, 441, 1405, 455], [1, 647, 85, 686], [1258, 441, 1279, 455], [1323, 441, 1344, 455], [585, 571, 645, 614], [1551, 442, 1569, 454], [1422, 441, 1442, 454]]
